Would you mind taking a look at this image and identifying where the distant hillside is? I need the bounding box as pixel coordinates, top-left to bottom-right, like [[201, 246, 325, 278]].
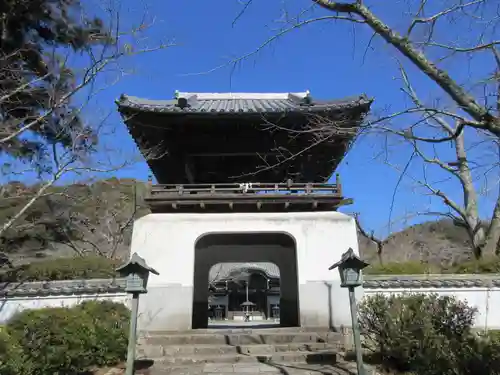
[[0, 179, 475, 266], [0, 178, 151, 264], [359, 220, 474, 266]]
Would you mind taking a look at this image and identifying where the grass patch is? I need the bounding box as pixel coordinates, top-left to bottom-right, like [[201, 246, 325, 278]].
[[365, 256, 500, 275], [0, 256, 120, 282]]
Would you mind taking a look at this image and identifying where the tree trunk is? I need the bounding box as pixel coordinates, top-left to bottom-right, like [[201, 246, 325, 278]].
[[482, 198, 500, 257], [0, 176, 60, 238], [376, 242, 384, 265], [454, 132, 484, 258]]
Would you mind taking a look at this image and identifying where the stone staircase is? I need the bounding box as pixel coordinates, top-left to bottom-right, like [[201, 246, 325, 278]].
[[137, 327, 367, 375]]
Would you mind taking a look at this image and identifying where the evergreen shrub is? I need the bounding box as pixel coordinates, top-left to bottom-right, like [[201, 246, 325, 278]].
[[0, 329, 30, 375], [6, 301, 130, 375], [359, 293, 500, 375]]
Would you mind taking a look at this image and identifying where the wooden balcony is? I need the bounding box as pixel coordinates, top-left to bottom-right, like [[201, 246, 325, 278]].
[[145, 177, 352, 213]]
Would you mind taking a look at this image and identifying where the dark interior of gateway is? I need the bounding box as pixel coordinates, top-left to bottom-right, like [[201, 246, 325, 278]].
[[192, 232, 299, 329]]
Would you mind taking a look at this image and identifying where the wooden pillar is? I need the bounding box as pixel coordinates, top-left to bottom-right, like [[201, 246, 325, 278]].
[[225, 293, 229, 320]]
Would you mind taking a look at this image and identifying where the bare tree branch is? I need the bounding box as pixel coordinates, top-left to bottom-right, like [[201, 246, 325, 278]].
[[219, 0, 500, 259], [355, 214, 385, 264], [0, 1, 174, 263], [313, 0, 499, 135]]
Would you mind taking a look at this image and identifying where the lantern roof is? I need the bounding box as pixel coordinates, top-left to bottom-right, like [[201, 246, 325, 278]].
[[328, 248, 369, 271], [116, 253, 159, 275]]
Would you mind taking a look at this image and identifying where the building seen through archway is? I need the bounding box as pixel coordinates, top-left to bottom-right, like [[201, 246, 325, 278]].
[[208, 263, 280, 322]]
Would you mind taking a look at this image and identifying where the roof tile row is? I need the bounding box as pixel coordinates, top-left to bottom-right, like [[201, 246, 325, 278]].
[[1, 275, 499, 298], [117, 93, 372, 114]]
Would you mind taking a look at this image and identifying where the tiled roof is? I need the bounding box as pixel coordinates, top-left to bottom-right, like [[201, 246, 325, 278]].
[[0, 278, 126, 297], [2, 274, 499, 298], [117, 91, 372, 115], [363, 276, 500, 289], [209, 262, 280, 282]]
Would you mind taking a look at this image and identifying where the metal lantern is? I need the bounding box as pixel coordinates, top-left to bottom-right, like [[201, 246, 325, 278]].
[[116, 252, 159, 294], [328, 248, 369, 288], [116, 253, 159, 375], [328, 247, 369, 375]]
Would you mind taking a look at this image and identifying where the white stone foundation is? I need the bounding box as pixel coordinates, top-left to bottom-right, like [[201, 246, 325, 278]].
[[131, 211, 362, 331]]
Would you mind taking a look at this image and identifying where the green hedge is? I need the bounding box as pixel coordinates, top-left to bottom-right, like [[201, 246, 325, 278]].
[[365, 256, 500, 275], [0, 329, 29, 375], [0, 256, 121, 282], [2, 301, 129, 375], [75, 300, 130, 366], [359, 294, 500, 375], [1, 254, 499, 283]]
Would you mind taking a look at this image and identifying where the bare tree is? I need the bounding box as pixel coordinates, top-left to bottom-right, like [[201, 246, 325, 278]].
[[218, 0, 500, 259], [0, 157, 143, 261], [377, 67, 500, 258], [0, 1, 173, 262], [354, 214, 386, 264], [0, 145, 169, 263], [61, 178, 151, 259], [225, 0, 500, 137]]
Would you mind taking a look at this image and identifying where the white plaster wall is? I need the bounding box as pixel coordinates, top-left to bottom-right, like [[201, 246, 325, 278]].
[[2, 287, 500, 330], [130, 212, 361, 331], [0, 293, 130, 324], [364, 288, 500, 330]]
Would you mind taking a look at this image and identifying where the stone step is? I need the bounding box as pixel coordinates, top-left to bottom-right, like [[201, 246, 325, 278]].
[[142, 326, 336, 336], [152, 350, 339, 366], [142, 332, 342, 346], [138, 342, 342, 358], [148, 362, 355, 375]]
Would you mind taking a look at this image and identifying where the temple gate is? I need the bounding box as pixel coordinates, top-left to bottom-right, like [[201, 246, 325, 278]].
[[117, 91, 371, 331]]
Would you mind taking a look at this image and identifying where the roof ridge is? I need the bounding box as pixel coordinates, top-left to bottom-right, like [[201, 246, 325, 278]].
[[176, 92, 309, 100]]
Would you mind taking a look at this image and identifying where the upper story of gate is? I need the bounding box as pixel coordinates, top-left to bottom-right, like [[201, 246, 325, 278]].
[[117, 91, 372, 213]]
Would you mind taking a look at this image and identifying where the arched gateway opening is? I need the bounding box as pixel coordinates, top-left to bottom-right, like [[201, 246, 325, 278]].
[[193, 232, 299, 329]]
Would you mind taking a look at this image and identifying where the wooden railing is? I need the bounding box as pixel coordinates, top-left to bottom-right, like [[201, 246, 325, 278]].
[[149, 179, 342, 197]]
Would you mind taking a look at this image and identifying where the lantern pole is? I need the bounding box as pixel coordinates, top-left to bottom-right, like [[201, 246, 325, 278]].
[[328, 248, 368, 375], [246, 281, 249, 303], [348, 286, 364, 375], [116, 253, 159, 375], [126, 292, 140, 375]]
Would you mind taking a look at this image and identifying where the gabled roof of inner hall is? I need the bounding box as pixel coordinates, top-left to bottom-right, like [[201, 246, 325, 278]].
[[117, 91, 372, 115], [209, 262, 280, 282]]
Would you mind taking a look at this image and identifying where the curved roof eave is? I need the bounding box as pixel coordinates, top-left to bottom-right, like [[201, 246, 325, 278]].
[[116, 93, 373, 116], [210, 262, 280, 282]]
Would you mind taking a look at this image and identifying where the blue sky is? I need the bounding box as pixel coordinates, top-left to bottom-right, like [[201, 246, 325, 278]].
[[4, 0, 499, 238]]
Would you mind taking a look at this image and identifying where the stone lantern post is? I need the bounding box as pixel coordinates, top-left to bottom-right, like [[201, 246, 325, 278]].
[[329, 248, 369, 375], [116, 253, 159, 375]]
